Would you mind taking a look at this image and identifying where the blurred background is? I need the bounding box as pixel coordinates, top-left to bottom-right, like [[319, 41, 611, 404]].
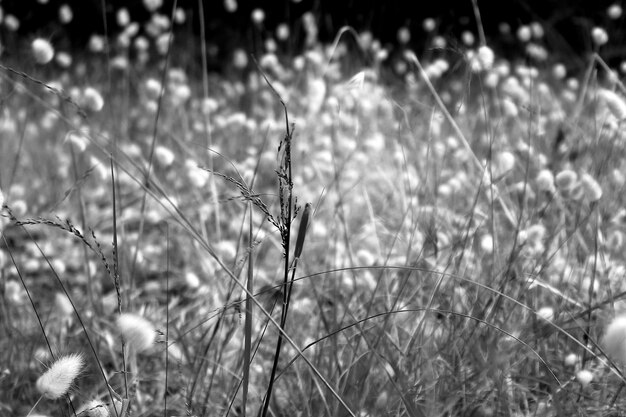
[[1, 0, 625, 70]]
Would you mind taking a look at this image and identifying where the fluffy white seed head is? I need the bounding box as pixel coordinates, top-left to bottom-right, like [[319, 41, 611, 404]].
[[480, 234, 494, 254], [155, 145, 175, 167], [536, 306, 554, 321], [117, 313, 156, 352], [604, 315, 626, 364], [517, 25, 531, 42], [117, 8, 130, 26], [251, 8, 265, 25], [552, 63, 566, 80], [555, 169, 577, 190], [59, 4, 73, 24], [423, 17, 436, 32], [224, 0, 237, 12], [32, 38, 55, 65], [580, 172, 603, 202], [477, 45, 495, 71], [461, 30, 475, 46], [564, 353, 579, 367], [143, 0, 163, 12], [530, 22, 544, 39], [82, 87, 104, 112], [536, 169, 556, 193], [597, 88, 626, 120], [494, 151, 515, 176], [276, 23, 290, 41], [36, 353, 84, 399], [5, 15, 20, 31], [592, 27, 609, 46], [397, 27, 410, 44], [608, 3, 623, 19], [576, 369, 593, 387]]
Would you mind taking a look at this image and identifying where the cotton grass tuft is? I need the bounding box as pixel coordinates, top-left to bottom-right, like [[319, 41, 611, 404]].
[[32, 38, 54, 65], [117, 312, 156, 352], [597, 88, 626, 120], [36, 353, 84, 399], [576, 369, 594, 387]]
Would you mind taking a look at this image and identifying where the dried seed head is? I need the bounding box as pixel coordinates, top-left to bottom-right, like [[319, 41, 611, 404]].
[[36, 353, 84, 399], [294, 203, 312, 259], [117, 313, 156, 352]]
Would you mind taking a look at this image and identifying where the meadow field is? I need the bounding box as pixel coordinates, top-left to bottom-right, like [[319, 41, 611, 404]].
[[2, 2, 626, 417]]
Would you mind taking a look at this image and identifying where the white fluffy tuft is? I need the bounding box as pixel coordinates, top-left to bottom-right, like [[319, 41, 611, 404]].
[[117, 313, 156, 352], [36, 353, 84, 399]]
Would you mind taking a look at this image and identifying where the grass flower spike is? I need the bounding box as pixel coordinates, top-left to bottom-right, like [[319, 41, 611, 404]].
[[117, 313, 156, 352], [36, 353, 84, 399]]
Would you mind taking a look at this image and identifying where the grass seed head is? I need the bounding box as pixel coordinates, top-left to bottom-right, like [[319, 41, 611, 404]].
[[603, 315, 626, 364], [608, 4, 623, 19], [82, 87, 104, 112], [564, 353, 579, 367], [576, 369, 594, 387], [117, 313, 156, 352], [536, 306, 554, 321], [591, 27, 609, 46], [536, 169, 556, 193], [555, 169, 577, 190], [580, 172, 603, 202], [36, 353, 84, 399], [597, 88, 626, 120], [32, 38, 54, 65]]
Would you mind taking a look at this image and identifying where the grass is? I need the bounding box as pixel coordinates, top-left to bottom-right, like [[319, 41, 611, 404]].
[[2, 3, 626, 417]]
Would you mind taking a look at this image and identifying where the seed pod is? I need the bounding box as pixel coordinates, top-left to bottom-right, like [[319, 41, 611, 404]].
[[294, 203, 312, 259]]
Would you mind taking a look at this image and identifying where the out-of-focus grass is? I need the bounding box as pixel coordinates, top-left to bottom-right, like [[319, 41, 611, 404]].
[[2, 10, 626, 417]]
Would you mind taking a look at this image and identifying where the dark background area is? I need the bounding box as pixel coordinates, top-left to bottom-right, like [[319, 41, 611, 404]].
[[2, 0, 625, 68]]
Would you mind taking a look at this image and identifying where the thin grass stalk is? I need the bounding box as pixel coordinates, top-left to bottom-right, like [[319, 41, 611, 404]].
[[164, 224, 170, 417], [110, 157, 129, 402], [197, 0, 221, 241], [471, 0, 486, 47], [242, 201, 254, 416], [259, 125, 294, 417]]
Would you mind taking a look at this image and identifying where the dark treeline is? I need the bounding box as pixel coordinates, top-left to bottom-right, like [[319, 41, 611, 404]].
[[2, 0, 625, 66]]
